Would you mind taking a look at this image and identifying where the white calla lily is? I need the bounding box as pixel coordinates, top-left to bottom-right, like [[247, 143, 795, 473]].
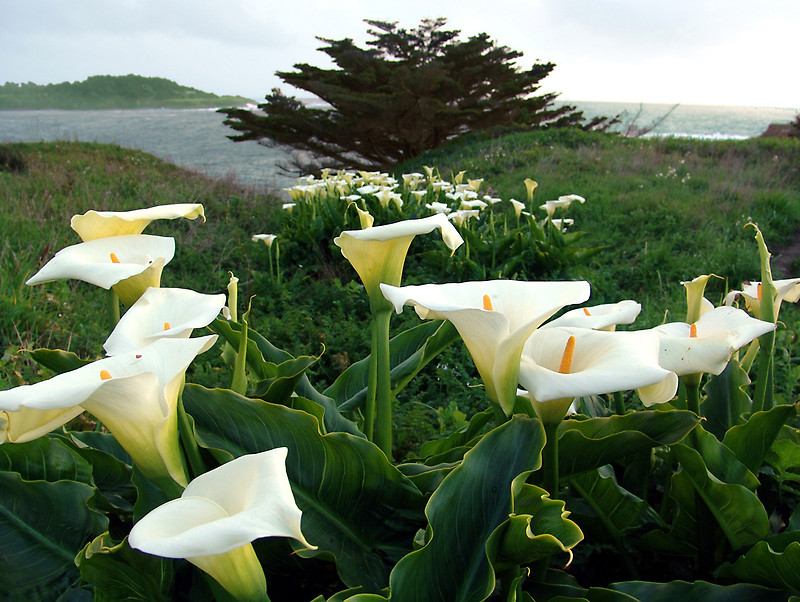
[[129, 447, 314, 601], [380, 279, 591, 415], [0, 336, 217, 486], [545, 300, 641, 331], [70, 204, 204, 241], [637, 306, 775, 405], [333, 214, 463, 307], [509, 199, 526, 218], [540, 194, 585, 218], [447, 209, 480, 227], [519, 326, 675, 423], [252, 234, 277, 247], [103, 287, 225, 355], [724, 277, 800, 319], [26, 234, 175, 306]]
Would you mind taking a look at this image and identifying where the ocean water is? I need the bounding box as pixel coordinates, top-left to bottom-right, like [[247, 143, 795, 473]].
[[1, 102, 797, 189]]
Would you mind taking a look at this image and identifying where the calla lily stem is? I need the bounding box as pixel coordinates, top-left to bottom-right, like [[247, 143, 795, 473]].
[[369, 308, 393, 457], [542, 421, 560, 501], [177, 396, 205, 479], [108, 289, 120, 327]]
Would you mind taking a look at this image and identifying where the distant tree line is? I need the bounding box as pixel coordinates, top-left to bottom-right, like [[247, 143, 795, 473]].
[[0, 75, 253, 110], [219, 18, 617, 173]]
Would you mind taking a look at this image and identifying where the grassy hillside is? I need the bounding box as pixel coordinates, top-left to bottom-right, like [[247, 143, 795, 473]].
[[2, 131, 800, 414], [0, 74, 254, 110]]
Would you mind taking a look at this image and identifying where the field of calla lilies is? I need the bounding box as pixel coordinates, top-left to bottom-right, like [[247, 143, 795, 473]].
[[2, 162, 800, 602]]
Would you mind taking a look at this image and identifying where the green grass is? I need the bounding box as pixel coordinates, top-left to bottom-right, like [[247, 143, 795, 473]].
[[2, 131, 800, 413]]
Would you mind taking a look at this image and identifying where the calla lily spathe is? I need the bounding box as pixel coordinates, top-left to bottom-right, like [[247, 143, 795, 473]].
[[103, 287, 226, 355], [637, 306, 776, 405], [380, 279, 591, 415], [129, 447, 314, 601], [26, 234, 175, 306], [333, 214, 463, 307], [544, 300, 641, 331], [519, 326, 675, 423], [1, 406, 85, 444], [0, 336, 217, 485], [252, 234, 277, 248], [70, 203, 205, 241], [540, 194, 585, 218], [724, 277, 800, 319]]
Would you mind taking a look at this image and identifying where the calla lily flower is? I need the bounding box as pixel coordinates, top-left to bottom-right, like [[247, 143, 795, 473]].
[[380, 279, 591, 415], [509, 199, 526, 218], [1, 406, 85, 444], [724, 277, 800, 319], [545, 300, 641, 331], [129, 447, 314, 602], [252, 234, 277, 248], [540, 194, 585, 218], [551, 218, 574, 231], [333, 214, 463, 308], [26, 234, 175, 307], [460, 199, 488, 210], [524, 178, 538, 202], [448, 209, 480, 227], [282, 202, 296, 212], [637, 306, 775, 405], [103, 287, 226, 355], [0, 336, 217, 486], [70, 204, 204, 241], [519, 326, 675, 423], [426, 201, 452, 215]]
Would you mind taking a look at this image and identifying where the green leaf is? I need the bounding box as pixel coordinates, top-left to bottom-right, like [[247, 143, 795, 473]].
[[388, 416, 546, 602], [723, 404, 798, 474], [716, 540, 800, 591], [182, 384, 425, 592], [211, 317, 362, 437], [671, 443, 770, 549], [327, 320, 458, 411], [76, 533, 173, 601], [0, 472, 108, 601], [252, 355, 320, 406], [557, 411, 700, 480], [418, 408, 494, 459], [0, 436, 93, 484], [487, 483, 583, 570], [27, 348, 90, 374], [611, 579, 790, 601], [569, 465, 664, 541], [701, 358, 752, 440], [689, 426, 760, 490]]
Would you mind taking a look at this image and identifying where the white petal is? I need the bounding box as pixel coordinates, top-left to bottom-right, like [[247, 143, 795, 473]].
[[519, 328, 671, 402], [545, 300, 641, 330], [129, 448, 312, 558], [103, 288, 226, 355], [335, 214, 463, 255], [71, 204, 204, 241], [26, 235, 175, 289]]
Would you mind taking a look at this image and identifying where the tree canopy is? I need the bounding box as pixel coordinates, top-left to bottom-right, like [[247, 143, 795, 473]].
[[219, 18, 608, 172]]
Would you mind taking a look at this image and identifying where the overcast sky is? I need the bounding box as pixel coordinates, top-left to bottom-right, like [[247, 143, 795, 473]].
[[2, 0, 798, 109]]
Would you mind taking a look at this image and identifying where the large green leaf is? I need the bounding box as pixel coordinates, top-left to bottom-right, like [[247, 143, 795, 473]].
[[671, 443, 770, 550], [327, 320, 459, 411], [689, 426, 760, 490], [387, 416, 546, 602], [76, 533, 173, 601], [557, 411, 700, 481], [211, 317, 362, 437], [418, 408, 494, 460], [27, 348, 90, 374], [568, 465, 664, 541], [723, 404, 798, 474], [487, 483, 583, 570], [0, 472, 108, 601], [611, 579, 790, 601], [701, 358, 752, 440], [182, 384, 425, 592], [0, 436, 93, 484], [716, 540, 800, 591]]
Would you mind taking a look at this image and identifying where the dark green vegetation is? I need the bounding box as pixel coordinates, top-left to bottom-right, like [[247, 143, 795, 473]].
[[219, 18, 612, 172], [0, 75, 253, 110]]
